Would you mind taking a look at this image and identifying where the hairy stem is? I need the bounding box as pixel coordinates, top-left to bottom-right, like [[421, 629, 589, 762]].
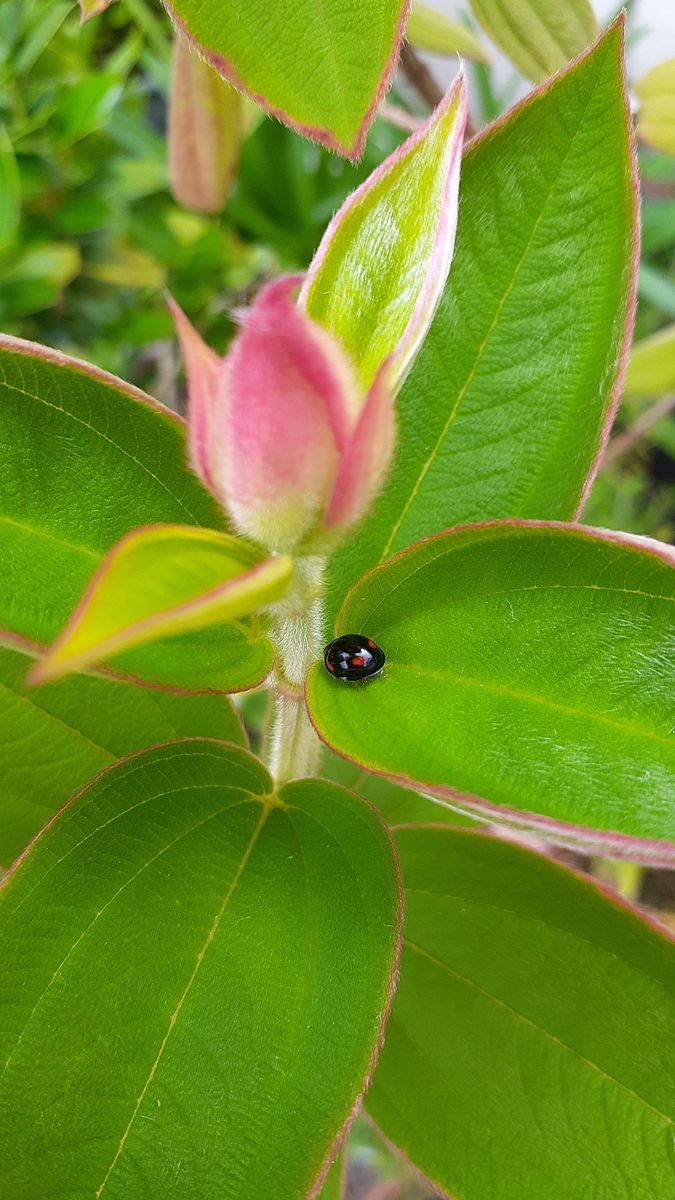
[[265, 555, 326, 786]]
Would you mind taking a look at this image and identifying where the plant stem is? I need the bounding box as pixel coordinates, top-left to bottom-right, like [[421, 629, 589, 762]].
[[265, 555, 326, 786]]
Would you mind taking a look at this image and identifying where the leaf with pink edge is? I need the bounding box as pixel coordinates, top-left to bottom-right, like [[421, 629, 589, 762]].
[[31, 525, 292, 685], [308, 522, 675, 862], [302, 72, 467, 394], [367, 825, 675, 1200], [326, 20, 638, 621], [162, 0, 409, 160], [0, 742, 402, 1199]]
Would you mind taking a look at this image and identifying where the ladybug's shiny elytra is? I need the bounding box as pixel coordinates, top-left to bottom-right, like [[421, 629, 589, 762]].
[[323, 634, 385, 682]]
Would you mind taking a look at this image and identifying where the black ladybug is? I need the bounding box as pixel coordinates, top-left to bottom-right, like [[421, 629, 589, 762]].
[[323, 634, 385, 682]]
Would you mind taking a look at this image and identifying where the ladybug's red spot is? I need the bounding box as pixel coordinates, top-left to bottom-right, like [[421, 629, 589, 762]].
[[352, 656, 365, 668], [326, 661, 335, 672], [367, 640, 376, 650]]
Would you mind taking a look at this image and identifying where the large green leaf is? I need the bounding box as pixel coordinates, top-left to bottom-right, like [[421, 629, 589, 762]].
[[309, 522, 675, 860], [0, 641, 244, 868], [162, 0, 408, 159], [0, 337, 273, 692], [323, 752, 478, 829], [367, 826, 675, 1200], [470, 0, 597, 82], [0, 741, 401, 1198], [327, 20, 637, 619]]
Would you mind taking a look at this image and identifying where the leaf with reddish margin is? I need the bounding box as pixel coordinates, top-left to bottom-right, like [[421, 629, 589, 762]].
[[162, 0, 410, 160], [367, 826, 675, 1200], [0, 741, 402, 1199], [302, 72, 467, 395], [31, 525, 292, 684], [308, 521, 675, 863], [168, 35, 244, 215], [0, 641, 245, 868], [326, 19, 638, 623], [0, 336, 275, 693]]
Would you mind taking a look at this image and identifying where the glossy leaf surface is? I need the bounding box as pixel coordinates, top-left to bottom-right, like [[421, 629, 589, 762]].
[[302, 74, 467, 394], [327, 21, 637, 619], [0, 741, 401, 1198], [0, 642, 244, 867], [162, 0, 408, 159], [0, 337, 273, 692], [636, 59, 675, 155], [471, 0, 597, 81], [33, 525, 291, 683], [368, 826, 675, 1200], [624, 324, 675, 397], [309, 523, 675, 859]]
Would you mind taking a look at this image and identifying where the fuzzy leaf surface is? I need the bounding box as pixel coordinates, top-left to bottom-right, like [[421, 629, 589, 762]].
[[0, 741, 401, 1199], [327, 21, 637, 620], [162, 0, 408, 159], [0, 642, 244, 866], [0, 338, 272, 692], [309, 522, 675, 860], [368, 826, 675, 1200]]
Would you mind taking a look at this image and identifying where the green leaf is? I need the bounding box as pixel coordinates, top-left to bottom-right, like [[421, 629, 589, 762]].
[[168, 34, 244, 215], [316, 1146, 346, 1200], [302, 73, 467, 393], [624, 325, 675, 397], [78, 0, 117, 19], [323, 752, 478, 829], [0, 337, 273, 693], [636, 58, 675, 155], [0, 126, 20, 256], [308, 522, 675, 859], [368, 826, 675, 1200], [54, 73, 123, 144], [470, 0, 597, 81], [33, 525, 291, 684], [0, 641, 244, 868], [327, 20, 637, 620], [0, 741, 401, 1198], [407, 2, 487, 61], [162, 0, 407, 159]]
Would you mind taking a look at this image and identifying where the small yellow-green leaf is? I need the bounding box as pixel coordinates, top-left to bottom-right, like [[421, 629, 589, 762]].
[[302, 73, 467, 393], [624, 325, 675, 398], [407, 2, 487, 61], [635, 58, 675, 155], [33, 525, 292, 684], [168, 35, 245, 215], [470, 0, 597, 81]]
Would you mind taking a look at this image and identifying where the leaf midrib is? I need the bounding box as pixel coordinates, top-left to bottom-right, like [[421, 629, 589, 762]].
[[380, 53, 607, 559], [402, 936, 674, 1129], [391, 661, 673, 748]]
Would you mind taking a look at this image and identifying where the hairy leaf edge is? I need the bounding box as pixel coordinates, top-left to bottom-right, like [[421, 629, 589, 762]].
[[308, 519, 675, 866], [159, 0, 412, 161]]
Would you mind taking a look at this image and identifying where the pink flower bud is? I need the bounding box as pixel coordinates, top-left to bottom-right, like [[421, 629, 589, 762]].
[[171, 277, 394, 551]]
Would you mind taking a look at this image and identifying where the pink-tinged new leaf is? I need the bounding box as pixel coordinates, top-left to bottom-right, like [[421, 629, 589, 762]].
[[168, 34, 245, 214], [30, 524, 292, 685], [168, 294, 224, 499], [325, 364, 396, 532], [219, 277, 362, 550], [301, 72, 468, 393]]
